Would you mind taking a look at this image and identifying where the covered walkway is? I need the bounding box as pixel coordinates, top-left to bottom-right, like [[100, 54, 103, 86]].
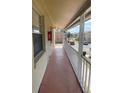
[[38, 45, 83, 93]]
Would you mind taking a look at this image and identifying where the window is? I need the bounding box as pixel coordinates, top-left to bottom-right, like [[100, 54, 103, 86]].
[[32, 9, 45, 63]]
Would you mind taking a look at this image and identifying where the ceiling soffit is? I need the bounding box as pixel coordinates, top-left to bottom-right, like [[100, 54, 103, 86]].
[[41, 0, 88, 28]]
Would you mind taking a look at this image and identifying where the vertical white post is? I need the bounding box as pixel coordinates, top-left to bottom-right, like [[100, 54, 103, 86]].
[[78, 13, 85, 87], [53, 28, 56, 47], [87, 64, 91, 93]]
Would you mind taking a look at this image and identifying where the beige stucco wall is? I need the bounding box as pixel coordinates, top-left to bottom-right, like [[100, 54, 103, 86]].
[[32, 1, 53, 93]]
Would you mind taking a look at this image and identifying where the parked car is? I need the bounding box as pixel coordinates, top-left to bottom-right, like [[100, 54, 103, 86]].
[[83, 41, 88, 45], [69, 39, 75, 45]]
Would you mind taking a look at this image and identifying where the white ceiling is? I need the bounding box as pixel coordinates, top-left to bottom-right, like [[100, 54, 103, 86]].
[[40, 0, 87, 28]]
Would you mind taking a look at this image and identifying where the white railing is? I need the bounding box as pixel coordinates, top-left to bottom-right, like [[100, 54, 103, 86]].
[[64, 41, 91, 93], [81, 55, 91, 93]]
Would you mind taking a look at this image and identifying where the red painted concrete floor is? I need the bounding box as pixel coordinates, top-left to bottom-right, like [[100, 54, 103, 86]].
[[38, 46, 83, 93]]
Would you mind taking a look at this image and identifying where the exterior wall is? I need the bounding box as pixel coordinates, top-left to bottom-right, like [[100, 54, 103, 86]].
[[55, 31, 63, 44], [32, 1, 53, 93]]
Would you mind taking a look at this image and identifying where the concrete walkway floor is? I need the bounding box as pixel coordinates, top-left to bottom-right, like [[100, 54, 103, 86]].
[[38, 46, 83, 93]]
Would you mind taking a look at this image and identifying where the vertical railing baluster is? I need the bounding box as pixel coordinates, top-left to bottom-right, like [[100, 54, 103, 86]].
[[87, 64, 91, 93], [85, 60, 88, 92], [82, 59, 85, 89]]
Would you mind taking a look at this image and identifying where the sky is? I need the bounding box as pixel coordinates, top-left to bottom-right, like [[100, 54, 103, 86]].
[[68, 19, 91, 33], [84, 19, 91, 31]]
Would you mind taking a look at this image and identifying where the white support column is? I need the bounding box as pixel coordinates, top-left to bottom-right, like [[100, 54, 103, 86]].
[[78, 13, 85, 86], [53, 28, 56, 47]]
